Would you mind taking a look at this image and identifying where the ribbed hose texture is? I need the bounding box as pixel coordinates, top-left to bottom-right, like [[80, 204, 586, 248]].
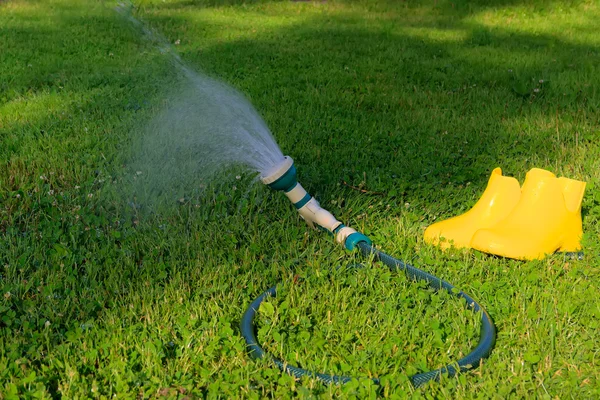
[[357, 242, 496, 387], [240, 242, 496, 388]]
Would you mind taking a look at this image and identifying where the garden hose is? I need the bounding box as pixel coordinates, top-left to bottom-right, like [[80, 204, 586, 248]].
[[246, 155, 496, 387], [240, 241, 496, 388]]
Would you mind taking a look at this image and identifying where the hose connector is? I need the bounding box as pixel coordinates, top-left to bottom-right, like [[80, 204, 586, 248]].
[[334, 225, 372, 250]]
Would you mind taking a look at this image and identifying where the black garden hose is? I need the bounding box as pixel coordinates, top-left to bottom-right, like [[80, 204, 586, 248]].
[[240, 241, 496, 388]]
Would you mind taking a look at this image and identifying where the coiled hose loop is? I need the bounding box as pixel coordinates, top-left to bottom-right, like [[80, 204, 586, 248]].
[[241, 242, 496, 388]]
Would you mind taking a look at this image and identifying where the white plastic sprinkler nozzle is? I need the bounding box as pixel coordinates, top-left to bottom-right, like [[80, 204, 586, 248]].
[[261, 156, 295, 189], [262, 156, 371, 250]]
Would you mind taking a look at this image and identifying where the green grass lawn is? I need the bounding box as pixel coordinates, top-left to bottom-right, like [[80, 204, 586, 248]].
[[1, 0, 600, 397]]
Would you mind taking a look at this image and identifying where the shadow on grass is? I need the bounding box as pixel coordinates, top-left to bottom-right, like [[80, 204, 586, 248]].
[[0, 3, 173, 176], [143, 4, 597, 199], [3, 0, 596, 198], [152, 0, 588, 13]]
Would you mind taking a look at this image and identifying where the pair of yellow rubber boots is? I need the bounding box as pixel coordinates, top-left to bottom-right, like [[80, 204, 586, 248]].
[[424, 168, 586, 260]]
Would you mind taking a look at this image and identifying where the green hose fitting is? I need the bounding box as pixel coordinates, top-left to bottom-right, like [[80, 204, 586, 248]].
[[344, 232, 372, 251], [334, 225, 372, 250]]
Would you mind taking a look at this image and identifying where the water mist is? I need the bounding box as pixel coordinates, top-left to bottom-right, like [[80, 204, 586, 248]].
[[120, 4, 285, 208]]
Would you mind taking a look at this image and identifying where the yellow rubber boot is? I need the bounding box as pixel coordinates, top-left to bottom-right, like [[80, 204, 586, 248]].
[[470, 168, 586, 260], [424, 168, 521, 249]]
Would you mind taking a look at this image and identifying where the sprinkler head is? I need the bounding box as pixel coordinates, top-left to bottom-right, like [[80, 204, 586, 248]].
[[261, 155, 338, 232], [261, 155, 371, 249], [261, 156, 297, 192]]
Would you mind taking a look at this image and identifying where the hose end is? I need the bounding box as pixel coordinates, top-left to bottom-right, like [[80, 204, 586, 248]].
[[335, 225, 372, 250], [345, 232, 372, 251]]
